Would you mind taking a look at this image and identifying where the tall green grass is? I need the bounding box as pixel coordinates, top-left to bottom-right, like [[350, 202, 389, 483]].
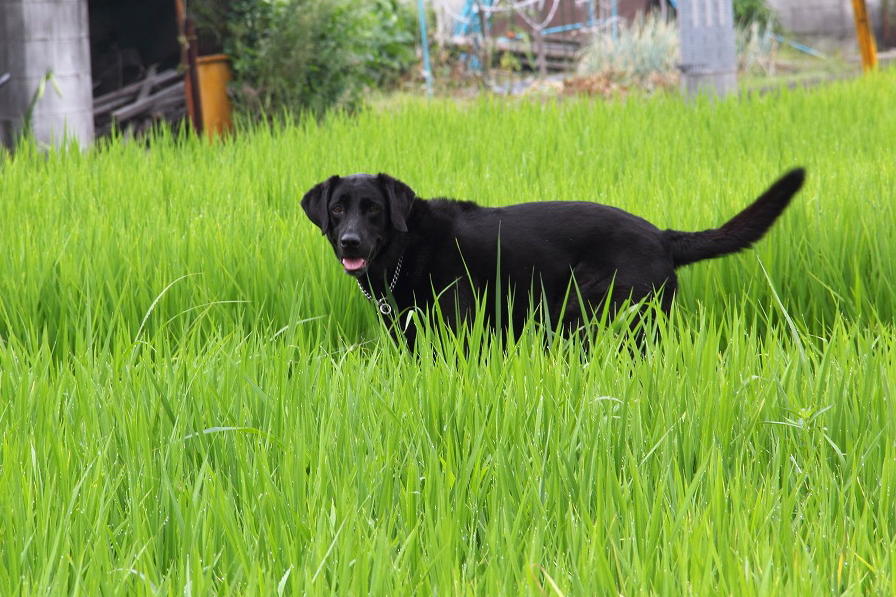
[[0, 73, 894, 594]]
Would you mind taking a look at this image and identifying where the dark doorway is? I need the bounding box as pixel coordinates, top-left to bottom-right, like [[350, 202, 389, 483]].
[[88, 0, 180, 97]]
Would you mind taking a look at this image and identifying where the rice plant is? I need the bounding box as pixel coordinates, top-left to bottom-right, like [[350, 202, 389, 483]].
[[0, 72, 894, 595]]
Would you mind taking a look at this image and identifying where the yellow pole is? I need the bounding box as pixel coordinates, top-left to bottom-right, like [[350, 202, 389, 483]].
[[196, 54, 233, 139], [852, 0, 879, 71]]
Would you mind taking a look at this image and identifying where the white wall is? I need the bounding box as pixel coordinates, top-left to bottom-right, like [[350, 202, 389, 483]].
[[0, 0, 94, 149], [767, 0, 882, 38]]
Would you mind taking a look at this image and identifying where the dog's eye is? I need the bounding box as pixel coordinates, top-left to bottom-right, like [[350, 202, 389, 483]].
[[331, 205, 344, 216], [368, 204, 382, 215]]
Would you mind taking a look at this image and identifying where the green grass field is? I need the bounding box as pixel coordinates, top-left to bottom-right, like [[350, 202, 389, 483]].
[[1, 73, 895, 595]]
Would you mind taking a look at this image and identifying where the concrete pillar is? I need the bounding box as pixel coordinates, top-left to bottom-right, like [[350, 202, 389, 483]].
[[678, 0, 738, 98], [0, 0, 94, 150]]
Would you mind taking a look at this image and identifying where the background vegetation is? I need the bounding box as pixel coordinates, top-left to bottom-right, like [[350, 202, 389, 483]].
[[191, 0, 782, 116], [734, 0, 776, 26], [0, 72, 894, 594], [193, 0, 418, 116]]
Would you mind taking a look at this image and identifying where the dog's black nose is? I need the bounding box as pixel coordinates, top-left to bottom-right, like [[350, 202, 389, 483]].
[[339, 233, 360, 249]]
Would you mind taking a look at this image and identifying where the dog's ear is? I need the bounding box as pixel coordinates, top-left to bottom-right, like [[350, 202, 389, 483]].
[[377, 173, 416, 233], [301, 175, 340, 234]]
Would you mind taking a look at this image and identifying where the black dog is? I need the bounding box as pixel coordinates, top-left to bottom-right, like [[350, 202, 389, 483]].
[[302, 169, 805, 346]]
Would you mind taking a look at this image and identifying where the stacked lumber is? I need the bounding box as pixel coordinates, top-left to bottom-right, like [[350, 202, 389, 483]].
[[447, 35, 582, 73], [93, 66, 185, 137]]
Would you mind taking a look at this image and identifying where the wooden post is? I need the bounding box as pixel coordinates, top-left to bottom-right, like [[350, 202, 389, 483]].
[[852, 0, 878, 72], [175, 0, 203, 133], [884, 0, 893, 47], [475, 1, 491, 84], [535, 29, 547, 79]]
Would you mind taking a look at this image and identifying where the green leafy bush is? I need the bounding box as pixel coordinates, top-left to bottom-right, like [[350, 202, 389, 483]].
[[358, 0, 418, 88], [577, 12, 780, 86], [576, 15, 680, 84], [193, 0, 418, 117], [734, 0, 775, 26]]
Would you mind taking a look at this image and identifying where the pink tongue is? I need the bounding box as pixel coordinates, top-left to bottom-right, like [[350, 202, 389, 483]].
[[342, 257, 367, 271]]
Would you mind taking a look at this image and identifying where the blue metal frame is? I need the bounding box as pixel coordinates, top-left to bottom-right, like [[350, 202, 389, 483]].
[[773, 34, 827, 59], [453, 0, 598, 38], [452, 0, 609, 73], [611, 0, 618, 40], [417, 0, 434, 95], [453, 0, 497, 37], [541, 21, 587, 35]]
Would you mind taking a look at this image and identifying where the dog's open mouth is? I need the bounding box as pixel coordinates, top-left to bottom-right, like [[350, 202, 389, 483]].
[[341, 257, 368, 273]]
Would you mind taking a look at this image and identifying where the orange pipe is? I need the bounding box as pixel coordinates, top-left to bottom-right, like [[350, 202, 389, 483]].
[[852, 0, 879, 72], [196, 54, 233, 138]]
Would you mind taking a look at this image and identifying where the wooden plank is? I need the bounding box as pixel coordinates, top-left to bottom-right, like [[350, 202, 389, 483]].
[[93, 94, 134, 117], [135, 65, 158, 102], [446, 35, 580, 72], [112, 81, 185, 122], [92, 68, 180, 108]]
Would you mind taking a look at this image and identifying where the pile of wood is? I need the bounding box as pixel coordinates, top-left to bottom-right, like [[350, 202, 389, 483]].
[[447, 35, 582, 74], [93, 66, 186, 137]]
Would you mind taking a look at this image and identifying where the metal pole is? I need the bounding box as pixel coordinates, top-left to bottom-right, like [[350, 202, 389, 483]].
[[851, 0, 879, 72], [611, 0, 618, 41], [475, 1, 491, 83], [417, 0, 434, 96]]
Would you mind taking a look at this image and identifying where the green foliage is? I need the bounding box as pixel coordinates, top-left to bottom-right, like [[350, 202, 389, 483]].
[[359, 0, 419, 88], [577, 15, 679, 82], [737, 20, 778, 74], [1, 73, 896, 593], [193, 0, 418, 117], [734, 0, 776, 26], [578, 12, 782, 83]]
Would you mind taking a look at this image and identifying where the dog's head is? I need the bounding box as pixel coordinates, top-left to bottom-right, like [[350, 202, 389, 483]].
[[301, 173, 415, 277]]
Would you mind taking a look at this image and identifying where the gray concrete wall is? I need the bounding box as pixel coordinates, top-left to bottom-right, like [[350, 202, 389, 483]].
[[678, 0, 738, 97], [768, 0, 883, 38], [0, 0, 94, 150]]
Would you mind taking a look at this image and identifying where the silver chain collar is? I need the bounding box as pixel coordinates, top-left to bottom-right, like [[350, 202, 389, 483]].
[[356, 255, 403, 315]]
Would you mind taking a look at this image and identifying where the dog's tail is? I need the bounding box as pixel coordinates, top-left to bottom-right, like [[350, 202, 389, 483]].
[[662, 168, 805, 269]]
